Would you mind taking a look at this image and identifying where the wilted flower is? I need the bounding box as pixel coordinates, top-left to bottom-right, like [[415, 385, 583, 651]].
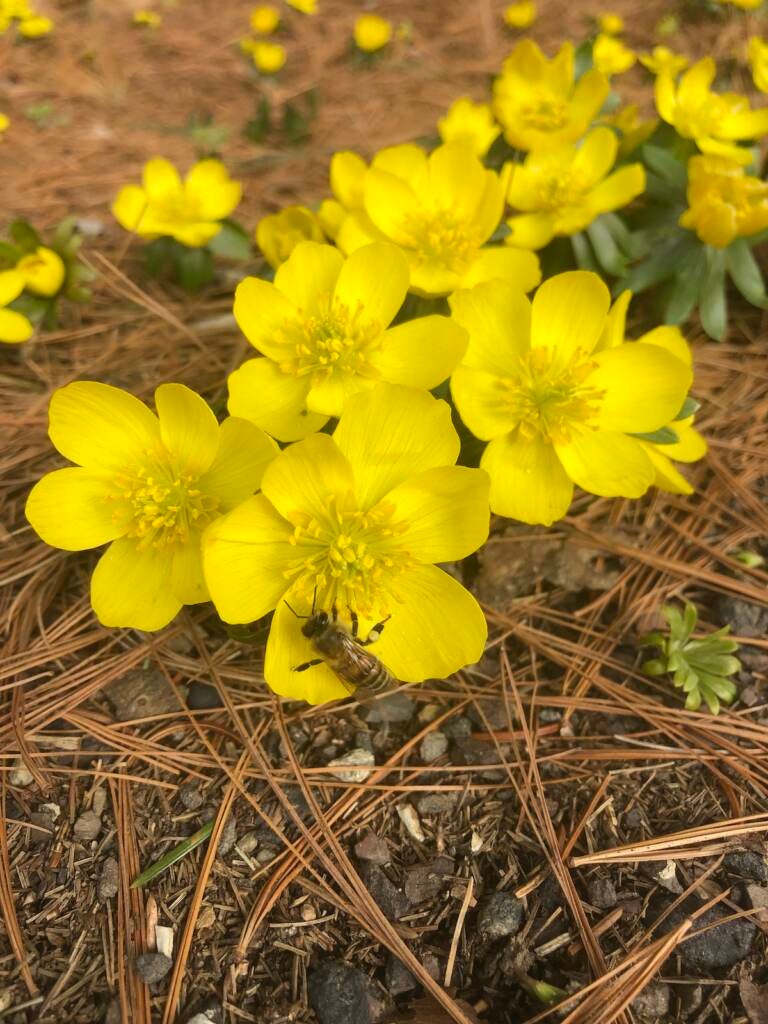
[[437, 97, 500, 157], [15, 246, 65, 297], [250, 4, 280, 34], [449, 272, 693, 525], [598, 11, 624, 34], [601, 104, 658, 155], [593, 33, 636, 75], [112, 158, 242, 247], [252, 40, 286, 73], [354, 13, 391, 53], [749, 36, 768, 93], [203, 385, 490, 704], [17, 14, 52, 36], [25, 382, 277, 630], [679, 154, 768, 247], [502, 1, 537, 28], [0, 271, 33, 344], [639, 45, 688, 77], [256, 205, 325, 269], [132, 10, 161, 27], [655, 58, 768, 165], [494, 40, 609, 151], [229, 241, 468, 439], [505, 127, 645, 248]]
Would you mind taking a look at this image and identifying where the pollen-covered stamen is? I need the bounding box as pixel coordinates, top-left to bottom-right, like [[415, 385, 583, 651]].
[[406, 209, 481, 272], [521, 97, 569, 132], [276, 296, 383, 382], [282, 491, 413, 618], [499, 346, 605, 444], [532, 164, 590, 208]]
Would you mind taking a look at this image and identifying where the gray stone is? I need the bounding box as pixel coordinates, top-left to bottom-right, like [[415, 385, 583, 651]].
[[216, 816, 237, 857], [443, 715, 472, 740], [631, 981, 670, 1022], [718, 596, 768, 638], [365, 694, 414, 723], [404, 856, 454, 904], [477, 891, 524, 939], [468, 698, 508, 731], [134, 952, 173, 984], [587, 876, 618, 910], [308, 961, 390, 1024], [179, 783, 204, 811], [186, 682, 223, 710], [414, 791, 459, 816], [384, 955, 417, 996], [354, 833, 391, 865], [105, 666, 181, 720], [73, 810, 102, 842], [358, 862, 409, 920], [328, 748, 375, 783], [184, 1011, 220, 1024], [28, 808, 56, 846], [98, 857, 119, 900], [724, 849, 768, 882], [419, 732, 448, 763], [655, 897, 756, 969]]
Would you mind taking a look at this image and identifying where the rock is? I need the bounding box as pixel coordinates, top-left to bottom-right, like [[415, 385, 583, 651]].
[[179, 783, 204, 811], [396, 803, 426, 843], [73, 810, 102, 842], [718, 596, 768, 638], [422, 953, 441, 980], [631, 981, 670, 1022], [237, 831, 259, 856], [384, 955, 417, 996], [308, 961, 390, 1024], [328, 748, 375, 783], [477, 891, 524, 939], [739, 979, 768, 1024], [358, 862, 410, 921], [653, 861, 682, 894], [454, 739, 508, 781], [99, 857, 119, 900], [653, 896, 756, 969], [365, 694, 415, 724], [216, 815, 237, 857], [468, 698, 508, 731], [414, 792, 459, 816], [28, 808, 56, 846], [724, 850, 768, 882], [105, 998, 122, 1024], [587, 877, 618, 910], [134, 952, 173, 984], [443, 715, 472, 740], [105, 667, 180, 721], [404, 856, 454, 904], [256, 846, 278, 865], [745, 883, 768, 923], [186, 681, 223, 710], [354, 833, 391, 865], [419, 732, 448, 763], [10, 760, 33, 788]]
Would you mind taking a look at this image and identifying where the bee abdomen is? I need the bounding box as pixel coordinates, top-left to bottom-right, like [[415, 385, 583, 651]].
[[365, 661, 394, 692]]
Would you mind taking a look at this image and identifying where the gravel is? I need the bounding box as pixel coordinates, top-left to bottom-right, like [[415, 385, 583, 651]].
[[134, 952, 173, 984], [477, 891, 525, 939]]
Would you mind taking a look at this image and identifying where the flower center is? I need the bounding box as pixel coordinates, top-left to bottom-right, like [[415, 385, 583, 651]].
[[276, 297, 383, 382], [108, 465, 220, 549], [153, 193, 202, 226], [283, 492, 413, 617], [499, 347, 605, 444], [405, 210, 481, 272], [677, 93, 729, 140], [521, 96, 569, 132], [533, 165, 589, 208]]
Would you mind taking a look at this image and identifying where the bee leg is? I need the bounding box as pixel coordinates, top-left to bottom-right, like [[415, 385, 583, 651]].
[[348, 607, 359, 639], [293, 658, 323, 672], [360, 614, 392, 646]]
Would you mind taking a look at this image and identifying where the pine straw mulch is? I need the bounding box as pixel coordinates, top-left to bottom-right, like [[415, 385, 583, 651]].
[[2, 1, 768, 1023]]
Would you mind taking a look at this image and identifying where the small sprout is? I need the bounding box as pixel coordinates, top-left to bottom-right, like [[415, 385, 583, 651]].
[[641, 602, 741, 714], [515, 970, 567, 1006], [732, 549, 765, 569]]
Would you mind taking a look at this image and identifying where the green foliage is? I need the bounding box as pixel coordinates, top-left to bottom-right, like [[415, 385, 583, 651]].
[[640, 602, 741, 714], [144, 237, 216, 291]]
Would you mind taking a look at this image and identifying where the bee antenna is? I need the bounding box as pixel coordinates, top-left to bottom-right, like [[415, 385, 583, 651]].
[[284, 600, 307, 620], [311, 585, 317, 614]]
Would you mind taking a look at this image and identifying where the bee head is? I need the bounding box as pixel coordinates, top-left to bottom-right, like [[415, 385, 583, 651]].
[[301, 610, 329, 638]]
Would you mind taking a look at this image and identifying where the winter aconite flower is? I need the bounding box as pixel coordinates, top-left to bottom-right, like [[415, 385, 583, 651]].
[[503, 1, 537, 28], [655, 58, 768, 165], [0, 271, 33, 344], [600, 105, 658, 156], [133, 10, 161, 27], [203, 385, 490, 704], [15, 246, 65, 297], [18, 14, 52, 37], [717, 0, 763, 8], [287, 0, 316, 12], [112, 158, 242, 247], [229, 241, 467, 440], [449, 272, 693, 525], [505, 127, 645, 249], [639, 45, 688, 77], [256, 205, 325, 268], [493, 41, 610, 152], [250, 4, 280, 34], [25, 382, 277, 631], [592, 34, 636, 76], [749, 37, 768, 93], [354, 13, 391, 53], [252, 40, 286, 74], [598, 12, 624, 34], [679, 155, 768, 247], [437, 98, 500, 157], [338, 142, 541, 297]]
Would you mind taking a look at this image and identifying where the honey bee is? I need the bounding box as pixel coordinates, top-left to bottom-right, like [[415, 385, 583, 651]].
[[286, 598, 394, 697]]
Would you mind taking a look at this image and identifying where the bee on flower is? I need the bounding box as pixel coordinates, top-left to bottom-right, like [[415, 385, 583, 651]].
[[353, 13, 392, 54], [203, 385, 490, 704], [679, 154, 768, 248], [0, 270, 34, 344], [256, 205, 325, 269], [437, 97, 500, 158]]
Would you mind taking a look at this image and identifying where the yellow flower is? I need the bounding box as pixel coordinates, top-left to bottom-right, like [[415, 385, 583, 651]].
[[354, 13, 392, 53], [493, 40, 610, 152], [749, 36, 768, 93], [112, 157, 242, 248], [203, 385, 490, 704], [449, 272, 693, 525], [593, 33, 636, 76], [679, 154, 768, 247], [0, 113, 9, 135], [286, 0, 316, 13], [252, 40, 286, 73], [505, 127, 646, 248], [18, 14, 53, 37], [639, 45, 688, 77], [0, 270, 33, 344], [318, 146, 402, 239], [256, 205, 325, 269], [25, 382, 277, 631], [503, 1, 537, 28], [601, 104, 658, 155], [437, 97, 500, 157], [15, 246, 65, 297], [717, 0, 763, 8], [598, 12, 624, 34], [655, 58, 768, 165], [337, 142, 541, 297], [229, 240, 468, 440], [132, 10, 161, 27], [250, 4, 279, 34]]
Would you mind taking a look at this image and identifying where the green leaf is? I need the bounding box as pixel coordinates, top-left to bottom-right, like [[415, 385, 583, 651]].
[[283, 101, 312, 145], [702, 690, 720, 715], [571, 232, 600, 273], [641, 145, 688, 190], [698, 249, 727, 341], [684, 689, 703, 711], [621, 236, 692, 294], [244, 96, 271, 143], [629, 426, 679, 445], [642, 658, 666, 676], [664, 251, 707, 325], [673, 396, 700, 421], [9, 219, 41, 253], [207, 220, 253, 261], [131, 820, 214, 889], [174, 246, 215, 291], [0, 241, 21, 267], [726, 239, 767, 308], [681, 601, 698, 643], [586, 217, 627, 276]]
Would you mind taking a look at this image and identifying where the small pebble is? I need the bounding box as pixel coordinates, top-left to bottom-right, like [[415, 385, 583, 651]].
[[477, 891, 524, 939], [105, 666, 179, 721], [443, 715, 472, 740], [98, 857, 120, 900], [415, 792, 459, 816], [354, 832, 391, 865], [179, 783, 204, 811], [419, 731, 448, 763], [73, 810, 102, 842], [328, 748, 375, 783], [216, 815, 237, 857], [134, 952, 173, 985], [155, 925, 174, 959], [10, 761, 33, 788], [587, 876, 618, 910], [256, 846, 278, 864], [365, 693, 414, 723], [396, 803, 425, 843], [237, 831, 260, 856]]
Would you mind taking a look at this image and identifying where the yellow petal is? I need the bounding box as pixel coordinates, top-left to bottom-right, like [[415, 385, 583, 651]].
[[451, 366, 520, 441], [594, 289, 631, 351], [0, 269, 25, 306], [371, 144, 429, 187], [233, 275, 298, 359], [0, 308, 33, 344], [274, 241, 344, 313], [142, 157, 182, 201], [555, 431, 654, 497], [306, 371, 372, 417], [570, 69, 611, 130], [481, 432, 573, 525], [588, 164, 646, 214], [91, 539, 181, 630], [332, 242, 409, 328], [227, 357, 326, 442], [654, 73, 677, 123], [333, 384, 459, 509], [410, 260, 462, 297], [661, 417, 708, 462], [363, 169, 420, 246], [461, 246, 541, 291], [370, 315, 468, 389], [48, 381, 160, 470], [590, 343, 692, 432], [15, 247, 65, 297], [25, 468, 122, 550], [264, 593, 351, 703], [261, 433, 355, 523], [428, 143, 492, 222], [530, 271, 610, 359], [384, 465, 489, 562], [184, 159, 241, 220], [643, 444, 694, 495], [111, 184, 150, 234], [170, 541, 209, 605], [199, 416, 278, 509], [573, 126, 618, 186], [449, 280, 532, 375], [154, 383, 220, 476], [505, 212, 557, 249], [678, 58, 716, 107], [636, 324, 692, 365], [330, 150, 368, 207]]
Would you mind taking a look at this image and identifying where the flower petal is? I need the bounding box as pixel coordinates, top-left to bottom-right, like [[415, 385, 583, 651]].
[[274, 241, 344, 314], [590, 343, 692, 432], [427, 143, 491, 222], [48, 381, 160, 470], [90, 538, 181, 630], [184, 159, 241, 220], [372, 144, 429, 187], [635, 324, 691, 365], [233, 276, 298, 359], [451, 366, 520, 441], [588, 164, 646, 215], [0, 269, 25, 306], [363, 169, 421, 246], [384, 466, 489, 563], [330, 150, 368, 207], [170, 540, 209, 605], [662, 417, 708, 462], [227, 357, 327, 442], [370, 315, 467, 388], [25, 468, 123, 550], [505, 212, 557, 249], [0, 308, 34, 344], [261, 433, 355, 523], [333, 384, 459, 509], [481, 432, 574, 525], [199, 417, 278, 509], [461, 246, 541, 291], [449, 280, 531, 375], [555, 431, 655, 497], [142, 157, 182, 201], [154, 383, 219, 475], [306, 371, 372, 417], [530, 271, 610, 359], [202, 493, 303, 623], [643, 444, 694, 495], [332, 242, 409, 329], [111, 186, 149, 234], [264, 594, 351, 703], [572, 127, 618, 186], [594, 289, 631, 351]]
